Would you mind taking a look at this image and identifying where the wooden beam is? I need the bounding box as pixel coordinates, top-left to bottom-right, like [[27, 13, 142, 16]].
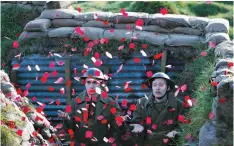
[[9, 69, 17, 84], [65, 59, 71, 104], [161, 49, 167, 73]]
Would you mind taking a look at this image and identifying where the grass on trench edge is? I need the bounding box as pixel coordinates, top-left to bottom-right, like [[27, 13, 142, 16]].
[[177, 49, 216, 145]]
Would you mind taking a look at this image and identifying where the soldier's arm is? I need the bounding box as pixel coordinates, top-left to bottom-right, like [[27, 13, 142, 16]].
[[63, 98, 76, 129], [113, 100, 127, 134], [131, 99, 143, 124], [174, 99, 185, 131]]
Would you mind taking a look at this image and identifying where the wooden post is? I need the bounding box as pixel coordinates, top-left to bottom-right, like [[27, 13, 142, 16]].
[[65, 59, 71, 104], [161, 49, 167, 73], [9, 69, 17, 85]]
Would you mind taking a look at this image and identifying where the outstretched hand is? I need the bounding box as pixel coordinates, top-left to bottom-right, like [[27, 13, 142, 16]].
[[58, 110, 69, 119], [166, 130, 180, 138], [129, 124, 144, 133]]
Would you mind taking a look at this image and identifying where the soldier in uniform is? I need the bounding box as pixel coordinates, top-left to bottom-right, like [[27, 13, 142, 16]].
[[58, 68, 127, 146], [130, 72, 184, 146]]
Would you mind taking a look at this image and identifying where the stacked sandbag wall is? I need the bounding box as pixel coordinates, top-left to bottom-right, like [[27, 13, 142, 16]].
[[18, 9, 230, 48], [198, 40, 233, 146]]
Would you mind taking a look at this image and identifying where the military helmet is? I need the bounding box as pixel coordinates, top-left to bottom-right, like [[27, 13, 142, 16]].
[[81, 68, 107, 80], [145, 72, 175, 90]]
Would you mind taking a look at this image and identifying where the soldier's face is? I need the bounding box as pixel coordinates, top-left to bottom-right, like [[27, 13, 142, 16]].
[[85, 78, 102, 95], [152, 78, 169, 98]]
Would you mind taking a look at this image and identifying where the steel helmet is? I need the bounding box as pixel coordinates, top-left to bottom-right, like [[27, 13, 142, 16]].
[[145, 72, 175, 90], [81, 68, 107, 80]]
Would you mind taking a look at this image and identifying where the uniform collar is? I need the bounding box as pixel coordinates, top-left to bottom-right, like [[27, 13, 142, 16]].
[[144, 91, 177, 109]]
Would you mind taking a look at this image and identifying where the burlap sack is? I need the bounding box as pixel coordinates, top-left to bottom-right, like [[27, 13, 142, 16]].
[[148, 14, 189, 28], [75, 12, 113, 21], [48, 27, 75, 37], [214, 41, 233, 58], [205, 32, 230, 44], [165, 34, 204, 46], [114, 23, 135, 30], [39, 9, 79, 19], [109, 12, 149, 23], [188, 16, 209, 30], [205, 18, 230, 33], [82, 20, 112, 28], [18, 31, 48, 41], [52, 19, 85, 27], [132, 31, 168, 46], [24, 19, 51, 32], [142, 25, 169, 33], [103, 29, 132, 41], [71, 27, 104, 40], [172, 27, 203, 35]]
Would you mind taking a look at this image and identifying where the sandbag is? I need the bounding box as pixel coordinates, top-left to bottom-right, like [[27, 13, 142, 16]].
[[39, 9, 79, 19], [148, 14, 189, 28], [205, 18, 229, 33], [199, 122, 222, 146], [212, 69, 234, 81], [165, 34, 204, 46], [31, 1, 45, 6], [82, 20, 112, 28], [52, 19, 85, 27], [214, 41, 233, 58], [172, 27, 203, 35], [142, 25, 169, 33], [71, 27, 104, 40], [48, 27, 75, 37], [45, 1, 72, 9], [18, 31, 48, 41], [132, 31, 168, 46], [109, 12, 149, 23], [214, 75, 231, 83], [103, 29, 133, 41], [114, 23, 135, 30], [216, 78, 233, 142], [214, 58, 234, 71], [205, 32, 230, 44], [187, 16, 209, 30], [24, 19, 51, 32], [75, 12, 113, 21]]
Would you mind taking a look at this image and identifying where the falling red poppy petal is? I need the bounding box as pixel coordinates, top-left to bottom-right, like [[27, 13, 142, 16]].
[[209, 112, 215, 119], [178, 115, 185, 122], [218, 97, 226, 103], [66, 105, 71, 113], [227, 62, 233, 68], [12, 41, 19, 48], [160, 8, 168, 15], [13, 63, 20, 70], [77, 7, 82, 12], [133, 58, 141, 63], [154, 53, 163, 60], [146, 71, 153, 78], [146, 117, 151, 124], [16, 129, 23, 136]]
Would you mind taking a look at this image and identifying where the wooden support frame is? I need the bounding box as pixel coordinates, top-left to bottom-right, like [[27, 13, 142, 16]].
[[65, 59, 71, 104], [161, 49, 167, 73]]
